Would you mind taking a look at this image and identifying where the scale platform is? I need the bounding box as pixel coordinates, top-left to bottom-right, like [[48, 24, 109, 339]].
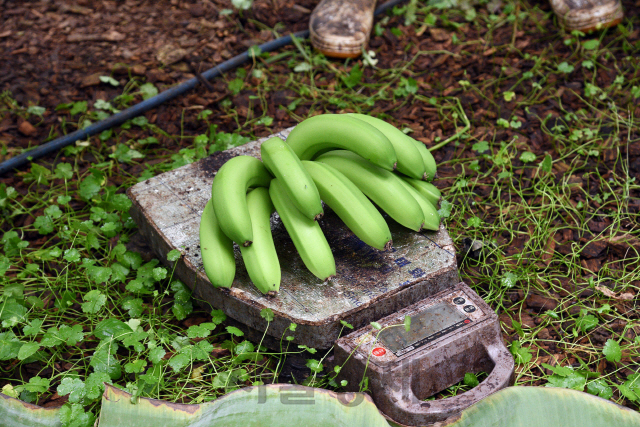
[[127, 128, 459, 349]]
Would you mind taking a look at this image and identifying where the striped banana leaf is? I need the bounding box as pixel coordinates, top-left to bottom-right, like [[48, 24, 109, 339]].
[[2, 385, 639, 427], [97, 384, 390, 427], [0, 393, 61, 427], [387, 386, 640, 427]]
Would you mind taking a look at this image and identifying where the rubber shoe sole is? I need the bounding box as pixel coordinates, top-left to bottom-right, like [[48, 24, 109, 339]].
[[550, 0, 623, 32], [309, 0, 377, 58]]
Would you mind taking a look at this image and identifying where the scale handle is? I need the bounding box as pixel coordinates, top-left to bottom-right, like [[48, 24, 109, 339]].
[[385, 340, 514, 424]]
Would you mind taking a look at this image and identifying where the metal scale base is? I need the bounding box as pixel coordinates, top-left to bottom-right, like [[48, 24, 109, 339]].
[[127, 128, 459, 350]]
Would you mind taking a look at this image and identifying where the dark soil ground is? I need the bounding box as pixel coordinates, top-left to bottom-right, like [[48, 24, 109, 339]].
[[1, 0, 639, 415]]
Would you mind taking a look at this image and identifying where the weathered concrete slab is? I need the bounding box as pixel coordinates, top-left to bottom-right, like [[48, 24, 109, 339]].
[[127, 128, 459, 349]]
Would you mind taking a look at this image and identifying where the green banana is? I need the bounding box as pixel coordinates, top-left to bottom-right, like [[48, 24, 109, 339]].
[[399, 176, 441, 206], [238, 187, 280, 295], [211, 155, 273, 247], [303, 161, 392, 251], [199, 199, 236, 289], [413, 139, 437, 182], [316, 150, 425, 232], [348, 113, 426, 180], [260, 136, 324, 221], [269, 178, 336, 281], [285, 114, 398, 171], [396, 176, 441, 231]]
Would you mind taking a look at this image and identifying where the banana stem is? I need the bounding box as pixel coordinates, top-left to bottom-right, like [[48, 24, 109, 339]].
[[428, 98, 470, 152]]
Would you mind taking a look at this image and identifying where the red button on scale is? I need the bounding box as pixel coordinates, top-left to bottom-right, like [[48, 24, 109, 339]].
[[372, 347, 386, 357]]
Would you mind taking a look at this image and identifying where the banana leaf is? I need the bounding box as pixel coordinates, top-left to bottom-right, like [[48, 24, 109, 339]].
[[0, 393, 61, 427], [387, 386, 640, 427], [97, 383, 390, 427]]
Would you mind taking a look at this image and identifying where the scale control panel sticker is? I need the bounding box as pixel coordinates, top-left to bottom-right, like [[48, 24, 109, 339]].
[[353, 289, 487, 363]]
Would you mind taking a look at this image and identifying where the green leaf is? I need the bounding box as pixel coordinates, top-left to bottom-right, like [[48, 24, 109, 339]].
[[472, 140, 489, 153], [167, 249, 182, 261], [587, 379, 613, 399], [234, 340, 255, 355], [582, 39, 600, 50], [27, 105, 46, 117], [210, 309, 227, 325], [152, 267, 167, 281], [90, 346, 122, 380], [228, 78, 244, 95], [226, 326, 244, 337], [293, 62, 312, 72], [503, 91, 516, 102], [16, 376, 50, 394], [87, 266, 112, 284], [78, 175, 102, 200], [82, 290, 107, 314], [519, 151, 536, 163], [501, 272, 518, 288], [463, 372, 480, 388], [69, 101, 88, 116], [54, 163, 74, 180], [509, 340, 532, 364], [58, 377, 86, 403], [305, 359, 323, 373], [59, 324, 85, 346], [0, 256, 10, 276], [63, 248, 81, 263], [543, 364, 587, 390], [168, 353, 190, 372], [85, 372, 111, 401], [122, 298, 144, 317], [557, 62, 575, 74], [94, 318, 133, 340], [148, 347, 166, 364], [617, 384, 639, 401], [139, 83, 158, 100], [404, 315, 411, 332], [540, 154, 553, 173], [437, 200, 453, 219], [370, 322, 382, 330], [260, 308, 274, 322], [187, 323, 216, 338], [602, 339, 622, 363], [23, 318, 44, 337], [59, 402, 96, 427], [34, 215, 54, 234], [18, 342, 40, 360], [124, 359, 147, 374], [341, 64, 363, 89], [99, 76, 120, 86], [575, 310, 599, 333], [0, 331, 21, 360], [110, 262, 129, 283]]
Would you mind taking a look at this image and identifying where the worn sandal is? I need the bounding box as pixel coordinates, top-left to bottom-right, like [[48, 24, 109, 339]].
[[309, 0, 377, 58], [550, 0, 623, 32]]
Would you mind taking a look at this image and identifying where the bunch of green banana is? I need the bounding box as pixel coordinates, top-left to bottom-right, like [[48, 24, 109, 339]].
[[199, 113, 443, 295]]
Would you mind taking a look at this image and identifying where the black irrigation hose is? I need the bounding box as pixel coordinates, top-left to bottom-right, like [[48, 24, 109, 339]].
[[0, 0, 407, 176]]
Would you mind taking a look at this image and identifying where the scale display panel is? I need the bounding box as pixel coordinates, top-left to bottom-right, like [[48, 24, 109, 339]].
[[378, 302, 470, 356]]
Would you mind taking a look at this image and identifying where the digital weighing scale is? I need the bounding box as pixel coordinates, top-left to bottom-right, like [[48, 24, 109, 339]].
[[127, 128, 514, 426]]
